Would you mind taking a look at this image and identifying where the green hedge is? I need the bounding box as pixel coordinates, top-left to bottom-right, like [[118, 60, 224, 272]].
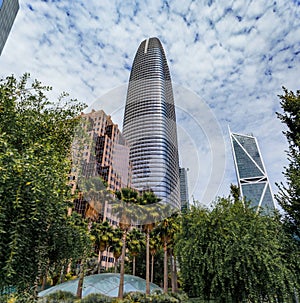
[[37, 290, 190, 303]]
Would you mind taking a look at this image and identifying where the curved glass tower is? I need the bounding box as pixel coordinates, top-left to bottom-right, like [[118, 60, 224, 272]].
[[123, 37, 180, 209]]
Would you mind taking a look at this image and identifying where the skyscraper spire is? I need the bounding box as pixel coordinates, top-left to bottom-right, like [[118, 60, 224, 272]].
[[123, 37, 180, 209]]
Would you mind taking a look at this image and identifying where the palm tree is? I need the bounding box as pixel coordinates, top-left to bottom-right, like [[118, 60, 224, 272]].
[[110, 227, 123, 272], [169, 246, 178, 293], [79, 176, 107, 221], [113, 188, 140, 299], [127, 228, 145, 276], [139, 191, 162, 294], [74, 214, 93, 299], [149, 232, 161, 283], [90, 221, 114, 273], [156, 212, 180, 293]]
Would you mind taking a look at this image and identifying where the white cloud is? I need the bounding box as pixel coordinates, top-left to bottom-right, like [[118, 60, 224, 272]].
[[1, 0, 300, 205]]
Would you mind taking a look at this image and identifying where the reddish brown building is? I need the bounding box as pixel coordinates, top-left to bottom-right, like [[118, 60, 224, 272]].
[[70, 109, 131, 221]]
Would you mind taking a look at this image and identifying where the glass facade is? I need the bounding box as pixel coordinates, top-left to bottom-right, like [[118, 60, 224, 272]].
[[39, 273, 162, 298], [123, 37, 180, 209], [230, 132, 275, 211], [0, 0, 19, 55], [179, 167, 189, 210]]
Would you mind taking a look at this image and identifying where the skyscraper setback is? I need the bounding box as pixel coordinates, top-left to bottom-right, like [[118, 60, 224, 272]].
[[123, 37, 180, 209]]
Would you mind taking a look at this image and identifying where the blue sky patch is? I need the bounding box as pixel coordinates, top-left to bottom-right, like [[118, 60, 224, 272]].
[[0, 0, 299, 204]]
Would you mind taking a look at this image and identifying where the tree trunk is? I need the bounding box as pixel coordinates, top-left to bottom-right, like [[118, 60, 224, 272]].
[[115, 260, 118, 273], [106, 246, 111, 270], [67, 260, 72, 273], [170, 253, 176, 293], [173, 255, 178, 292], [40, 266, 49, 291], [59, 265, 65, 284], [151, 254, 154, 283], [163, 241, 168, 293], [133, 255, 136, 276], [76, 259, 85, 298], [41, 273, 47, 291], [146, 231, 150, 295], [97, 249, 102, 274], [118, 231, 127, 299]]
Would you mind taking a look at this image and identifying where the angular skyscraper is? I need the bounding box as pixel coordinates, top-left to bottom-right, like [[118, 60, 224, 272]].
[[0, 0, 19, 55], [123, 37, 180, 209], [230, 131, 275, 211]]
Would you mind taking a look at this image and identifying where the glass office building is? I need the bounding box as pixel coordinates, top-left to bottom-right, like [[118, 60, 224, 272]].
[[179, 167, 189, 210], [123, 37, 180, 209], [230, 132, 275, 211], [0, 0, 19, 55]]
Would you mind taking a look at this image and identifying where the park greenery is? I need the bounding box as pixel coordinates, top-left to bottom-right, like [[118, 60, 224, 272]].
[[276, 87, 300, 239], [176, 192, 300, 302], [0, 76, 300, 302], [0, 74, 90, 301]]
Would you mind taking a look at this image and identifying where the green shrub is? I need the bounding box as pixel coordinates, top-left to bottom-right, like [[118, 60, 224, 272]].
[[153, 293, 179, 303], [122, 291, 183, 303], [123, 292, 147, 303], [38, 290, 76, 303], [168, 291, 189, 302], [81, 293, 113, 303]]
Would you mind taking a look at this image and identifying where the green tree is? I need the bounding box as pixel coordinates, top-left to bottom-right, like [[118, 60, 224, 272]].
[[90, 221, 114, 274], [176, 195, 299, 302], [134, 242, 164, 287], [110, 227, 123, 273], [113, 188, 140, 299], [139, 191, 162, 294], [156, 211, 180, 293], [276, 87, 300, 238], [149, 232, 161, 283], [127, 228, 145, 276], [79, 177, 107, 221], [0, 74, 89, 299]]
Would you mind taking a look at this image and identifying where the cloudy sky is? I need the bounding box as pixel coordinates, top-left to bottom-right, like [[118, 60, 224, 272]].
[[1, 0, 300, 205]]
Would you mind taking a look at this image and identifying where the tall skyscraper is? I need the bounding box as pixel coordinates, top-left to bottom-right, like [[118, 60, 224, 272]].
[[123, 37, 180, 209], [230, 131, 275, 211], [0, 0, 19, 55], [179, 167, 189, 210]]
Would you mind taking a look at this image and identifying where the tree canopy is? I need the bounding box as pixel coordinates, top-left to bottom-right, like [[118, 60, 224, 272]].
[[175, 196, 299, 302], [276, 87, 300, 238], [0, 74, 89, 298]]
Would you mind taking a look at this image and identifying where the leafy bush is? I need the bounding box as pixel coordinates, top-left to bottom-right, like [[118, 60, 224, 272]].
[[38, 290, 76, 303], [152, 293, 179, 303], [36, 290, 190, 303], [81, 293, 113, 303], [122, 291, 188, 303], [168, 291, 189, 302], [122, 292, 147, 303]]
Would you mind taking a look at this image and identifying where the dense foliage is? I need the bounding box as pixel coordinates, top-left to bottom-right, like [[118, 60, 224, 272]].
[[0, 74, 90, 298], [37, 290, 189, 303], [131, 243, 164, 287], [175, 197, 300, 302], [276, 87, 300, 238]]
